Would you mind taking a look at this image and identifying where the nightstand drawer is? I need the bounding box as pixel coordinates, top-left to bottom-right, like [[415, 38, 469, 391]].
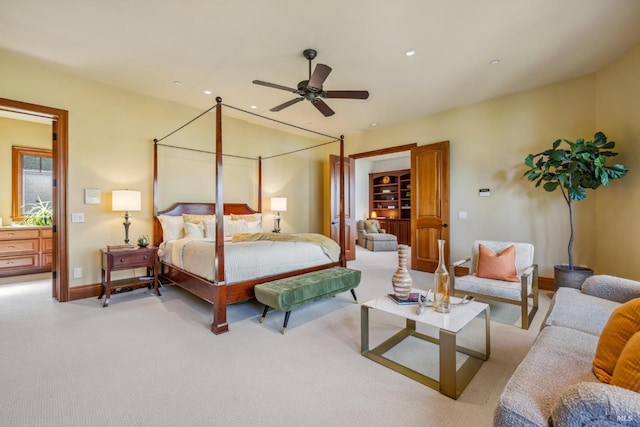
[[104, 250, 155, 270]]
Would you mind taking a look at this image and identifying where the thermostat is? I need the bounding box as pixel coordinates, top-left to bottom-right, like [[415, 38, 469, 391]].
[[478, 188, 491, 197], [84, 188, 101, 204]]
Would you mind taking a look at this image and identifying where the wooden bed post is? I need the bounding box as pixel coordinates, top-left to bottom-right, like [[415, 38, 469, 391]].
[[339, 136, 346, 267], [153, 139, 158, 217], [258, 156, 262, 212], [213, 97, 228, 334]]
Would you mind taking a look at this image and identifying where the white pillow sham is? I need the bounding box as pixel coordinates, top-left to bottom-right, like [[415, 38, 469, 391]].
[[157, 215, 184, 241]]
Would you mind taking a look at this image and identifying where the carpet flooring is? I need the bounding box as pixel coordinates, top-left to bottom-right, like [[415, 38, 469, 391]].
[[0, 246, 551, 426]]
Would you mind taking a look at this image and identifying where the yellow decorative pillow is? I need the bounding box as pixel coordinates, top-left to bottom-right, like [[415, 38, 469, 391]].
[[230, 213, 261, 223], [610, 331, 640, 392], [182, 214, 214, 225], [364, 222, 378, 233], [593, 298, 640, 383], [476, 244, 519, 282]]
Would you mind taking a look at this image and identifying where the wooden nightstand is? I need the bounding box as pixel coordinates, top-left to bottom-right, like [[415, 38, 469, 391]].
[[99, 246, 160, 307]]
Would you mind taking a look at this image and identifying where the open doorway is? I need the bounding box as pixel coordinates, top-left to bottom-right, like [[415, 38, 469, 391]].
[[0, 98, 68, 301], [350, 144, 416, 246]]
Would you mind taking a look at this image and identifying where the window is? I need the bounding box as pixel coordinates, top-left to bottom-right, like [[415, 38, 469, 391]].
[[12, 146, 52, 221]]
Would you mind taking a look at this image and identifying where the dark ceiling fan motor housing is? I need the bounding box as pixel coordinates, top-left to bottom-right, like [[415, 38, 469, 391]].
[[253, 48, 369, 117]]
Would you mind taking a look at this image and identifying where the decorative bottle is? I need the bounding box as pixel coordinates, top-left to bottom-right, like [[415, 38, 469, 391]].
[[392, 244, 413, 299], [433, 239, 450, 313]]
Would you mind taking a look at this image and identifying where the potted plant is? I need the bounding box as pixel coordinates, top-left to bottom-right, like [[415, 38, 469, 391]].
[[137, 235, 149, 248], [22, 197, 53, 226], [523, 131, 628, 289]]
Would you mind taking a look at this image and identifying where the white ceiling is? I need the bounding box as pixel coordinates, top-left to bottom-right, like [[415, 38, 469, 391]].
[[2, 0, 639, 138]]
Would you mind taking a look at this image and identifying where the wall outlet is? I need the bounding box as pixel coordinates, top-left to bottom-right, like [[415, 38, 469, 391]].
[[73, 267, 82, 279]]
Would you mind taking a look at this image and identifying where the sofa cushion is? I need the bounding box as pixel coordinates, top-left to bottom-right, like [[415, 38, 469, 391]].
[[550, 381, 640, 426], [476, 244, 519, 282], [611, 331, 640, 392], [494, 326, 599, 427], [454, 274, 530, 302], [593, 298, 640, 383], [542, 287, 619, 336]]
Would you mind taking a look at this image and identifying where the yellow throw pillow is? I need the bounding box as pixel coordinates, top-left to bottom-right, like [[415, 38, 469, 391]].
[[593, 298, 640, 383], [364, 222, 378, 233], [476, 244, 519, 282], [182, 214, 214, 225], [610, 331, 640, 392]]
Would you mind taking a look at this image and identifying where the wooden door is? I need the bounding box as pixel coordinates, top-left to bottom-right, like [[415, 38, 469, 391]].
[[411, 141, 450, 272], [330, 154, 356, 261]]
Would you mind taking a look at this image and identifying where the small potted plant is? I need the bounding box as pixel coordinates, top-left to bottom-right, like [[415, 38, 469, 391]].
[[137, 235, 149, 248], [22, 197, 53, 226], [523, 131, 628, 289]]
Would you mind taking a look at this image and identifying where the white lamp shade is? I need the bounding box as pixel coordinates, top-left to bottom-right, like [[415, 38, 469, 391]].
[[270, 197, 287, 212], [112, 190, 141, 211]]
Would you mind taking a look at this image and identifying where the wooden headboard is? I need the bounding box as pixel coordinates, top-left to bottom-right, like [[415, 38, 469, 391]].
[[153, 202, 259, 246]]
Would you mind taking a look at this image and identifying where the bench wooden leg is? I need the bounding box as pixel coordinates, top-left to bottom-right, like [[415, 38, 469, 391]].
[[282, 311, 291, 335], [350, 289, 359, 304], [260, 305, 269, 324]]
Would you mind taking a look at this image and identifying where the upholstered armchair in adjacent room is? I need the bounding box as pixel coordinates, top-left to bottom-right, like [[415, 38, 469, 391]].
[[356, 219, 398, 252], [451, 240, 538, 329]]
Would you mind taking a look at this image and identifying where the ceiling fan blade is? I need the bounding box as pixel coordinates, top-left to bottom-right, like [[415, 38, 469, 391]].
[[307, 64, 332, 90], [253, 80, 298, 93], [270, 97, 304, 112], [311, 99, 335, 117], [324, 90, 370, 100]]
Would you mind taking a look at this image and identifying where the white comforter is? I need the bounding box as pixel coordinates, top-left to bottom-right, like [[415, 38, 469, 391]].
[[159, 235, 340, 284]]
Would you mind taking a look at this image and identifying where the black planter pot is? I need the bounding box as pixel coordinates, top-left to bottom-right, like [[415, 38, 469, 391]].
[[554, 265, 594, 291]]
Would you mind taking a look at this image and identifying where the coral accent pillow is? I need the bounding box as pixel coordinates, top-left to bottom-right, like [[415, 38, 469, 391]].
[[593, 298, 640, 383], [610, 331, 640, 392], [476, 244, 519, 282]]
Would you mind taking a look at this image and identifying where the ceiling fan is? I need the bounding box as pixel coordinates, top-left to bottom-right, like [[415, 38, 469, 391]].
[[252, 49, 369, 117]]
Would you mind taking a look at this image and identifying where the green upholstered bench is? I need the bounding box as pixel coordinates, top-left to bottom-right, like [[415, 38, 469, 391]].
[[254, 266, 361, 334]]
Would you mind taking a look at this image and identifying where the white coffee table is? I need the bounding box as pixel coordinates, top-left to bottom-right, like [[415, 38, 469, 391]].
[[361, 294, 490, 399]]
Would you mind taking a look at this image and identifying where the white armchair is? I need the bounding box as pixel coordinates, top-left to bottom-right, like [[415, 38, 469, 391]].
[[451, 240, 538, 329]]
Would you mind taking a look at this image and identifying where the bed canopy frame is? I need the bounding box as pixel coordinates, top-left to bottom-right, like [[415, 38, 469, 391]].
[[152, 97, 348, 334]]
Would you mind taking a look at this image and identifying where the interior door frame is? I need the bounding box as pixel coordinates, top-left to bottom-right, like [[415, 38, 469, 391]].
[[0, 98, 69, 301]]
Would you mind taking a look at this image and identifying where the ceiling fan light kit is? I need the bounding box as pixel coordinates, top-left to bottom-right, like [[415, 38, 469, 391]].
[[252, 48, 370, 117]]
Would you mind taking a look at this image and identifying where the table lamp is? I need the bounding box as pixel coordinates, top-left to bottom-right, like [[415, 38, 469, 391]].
[[112, 190, 141, 244], [271, 197, 287, 233]]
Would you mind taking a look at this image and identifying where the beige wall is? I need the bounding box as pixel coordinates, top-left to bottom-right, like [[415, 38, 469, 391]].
[[1, 50, 322, 288], [0, 117, 52, 225], [594, 44, 640, 279], [2, 42, 638, 289], [336, 44, 639, 280]]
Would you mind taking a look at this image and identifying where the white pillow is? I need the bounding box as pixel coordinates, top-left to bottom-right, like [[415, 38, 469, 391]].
[[224, 218, 251, 236], [230, 213, 262, 232], [157, 215, 184, 241], [184, 222, 205, 239]]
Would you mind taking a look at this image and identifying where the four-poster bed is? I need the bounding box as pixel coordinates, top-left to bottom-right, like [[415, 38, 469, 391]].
[[152, 97, 348, 334]]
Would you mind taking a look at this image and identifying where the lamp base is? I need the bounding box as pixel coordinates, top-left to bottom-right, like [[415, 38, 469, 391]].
[[123, 211, 132, 244], [273, 213, 281, 233]]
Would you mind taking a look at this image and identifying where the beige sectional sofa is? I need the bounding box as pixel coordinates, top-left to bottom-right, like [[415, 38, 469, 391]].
[[494, 275, 640, 426]]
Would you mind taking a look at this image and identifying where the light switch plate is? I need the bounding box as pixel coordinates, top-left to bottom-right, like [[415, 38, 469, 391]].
[[71, 213, 85, 223]]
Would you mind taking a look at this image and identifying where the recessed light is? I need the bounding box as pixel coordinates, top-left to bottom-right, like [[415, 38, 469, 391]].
[[250, 105, 257, 109], [370, 122, 378, 127], [404, 50, 416, 57], [203, 90, 212, 95], [489, 59, 500, 65], [173, 80, 182, 86]]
